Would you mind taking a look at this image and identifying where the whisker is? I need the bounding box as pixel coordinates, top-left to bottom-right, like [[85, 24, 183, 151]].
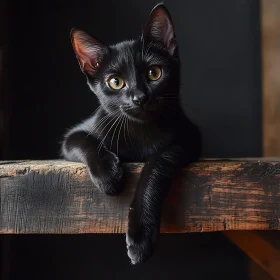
[[110, 114, 123, 152], [86, 109, 118, 137], [97, 113, 121, 154], [97, 112, 119, 140], [141, 26, 145, 60], [162, 93, 177, 96], [126, 116, 134, 148], [124, 116, 129, 150], [162, 104, 183, 114], [117, 115, 125, 156], [86, 114, 110, 138], [90, 105, 101, 116]]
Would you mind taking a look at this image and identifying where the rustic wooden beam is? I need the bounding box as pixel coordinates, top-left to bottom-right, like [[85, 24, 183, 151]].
[[1, 159, 280, 234]]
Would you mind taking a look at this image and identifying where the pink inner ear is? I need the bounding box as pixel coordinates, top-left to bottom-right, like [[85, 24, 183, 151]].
[[75, 44, 99, 76], [161, 17, 174, 48], [72, 30, 102, 77], [145, 6, 177, 53]]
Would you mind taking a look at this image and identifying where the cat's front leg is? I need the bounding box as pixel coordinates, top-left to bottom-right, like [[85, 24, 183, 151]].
[[62, 130, 124, 195], [126, 145, 186, 264]]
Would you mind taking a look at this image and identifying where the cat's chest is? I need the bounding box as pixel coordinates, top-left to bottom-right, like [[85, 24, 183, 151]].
[[91, 114, 176, 161], [109, 124, 174, 161]]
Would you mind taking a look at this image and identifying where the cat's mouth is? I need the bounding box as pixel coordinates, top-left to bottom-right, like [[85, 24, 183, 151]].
[[120, 104, 157, 123]]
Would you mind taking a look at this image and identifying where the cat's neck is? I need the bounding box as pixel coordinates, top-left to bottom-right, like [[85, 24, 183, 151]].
[[96, 105, 181, 130]]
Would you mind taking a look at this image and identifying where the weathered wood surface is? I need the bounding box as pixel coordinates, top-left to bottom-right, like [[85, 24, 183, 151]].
[[1, 159, 280, 234]]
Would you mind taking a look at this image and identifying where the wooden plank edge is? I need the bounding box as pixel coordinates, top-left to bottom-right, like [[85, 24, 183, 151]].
[[1, 159, 280, 234]]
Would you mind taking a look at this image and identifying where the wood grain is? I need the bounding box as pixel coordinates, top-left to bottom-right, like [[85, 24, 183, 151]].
[[1, 160, 280, 234], [262, 0, 280, 156]]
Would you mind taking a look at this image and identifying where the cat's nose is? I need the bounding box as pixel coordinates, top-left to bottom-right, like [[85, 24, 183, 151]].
[[132, 94, 148, 107]]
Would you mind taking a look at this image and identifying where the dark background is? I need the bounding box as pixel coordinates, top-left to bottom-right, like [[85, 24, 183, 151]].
[[6, 0, 262, 159], [1, 0, 262, 279]]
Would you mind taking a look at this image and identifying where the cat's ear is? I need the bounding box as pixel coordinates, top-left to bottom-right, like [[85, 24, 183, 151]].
[[71, 29, 108, 77], [143, 4, 177, 55]]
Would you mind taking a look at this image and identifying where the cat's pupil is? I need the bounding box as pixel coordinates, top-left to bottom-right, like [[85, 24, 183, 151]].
[[113, 78, 119, 86], [149, 69, 156, 77]]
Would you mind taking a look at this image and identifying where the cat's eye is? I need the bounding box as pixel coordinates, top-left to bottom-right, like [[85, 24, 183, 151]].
[[147, 66, 162, 81], [108, 76, 125, 90]]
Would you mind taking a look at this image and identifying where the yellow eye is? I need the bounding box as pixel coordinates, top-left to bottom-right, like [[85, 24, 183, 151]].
[[147, 66, 162, 81], [108, 76, 125, 90]]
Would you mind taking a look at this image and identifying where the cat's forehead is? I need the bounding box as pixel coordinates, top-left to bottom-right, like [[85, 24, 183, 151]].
[[111, 40, 136, 53], [108, 40, 167, 66], [109, 40, 140, 61]]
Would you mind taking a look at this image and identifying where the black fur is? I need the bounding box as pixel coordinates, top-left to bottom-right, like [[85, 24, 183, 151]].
[[62, 4, 201, 264]]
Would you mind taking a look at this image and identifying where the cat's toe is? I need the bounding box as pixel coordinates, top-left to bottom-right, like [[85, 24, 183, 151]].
[[103, 151, 124, 195], [103, 165, 124, 195], [127, 243, 148, 265], [99, 164, 124, 195], [90, 154, 124, 195], [126, 236, 150, 264], [126, 226, 157, 265]]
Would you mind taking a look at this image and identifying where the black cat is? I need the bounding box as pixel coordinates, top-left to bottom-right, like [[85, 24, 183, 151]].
[[62, 3, 201, 264]]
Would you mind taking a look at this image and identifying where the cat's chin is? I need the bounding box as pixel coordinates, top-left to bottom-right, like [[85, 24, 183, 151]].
[[122, 111, 146, 124], [122, 109, 160, 124], [119, 106, 147, 124]]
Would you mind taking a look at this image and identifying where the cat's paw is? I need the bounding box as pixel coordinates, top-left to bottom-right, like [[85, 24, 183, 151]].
[[98, 163, 124, 196], [126, 221, 159, 265], [89, 150, 124, 196]]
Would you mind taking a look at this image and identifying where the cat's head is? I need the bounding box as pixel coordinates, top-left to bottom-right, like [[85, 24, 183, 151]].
[[71, 4, 180, 123]]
